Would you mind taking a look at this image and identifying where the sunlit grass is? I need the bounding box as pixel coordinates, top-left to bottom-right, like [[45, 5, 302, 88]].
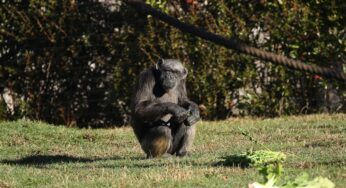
[[0, 114, 345, 187]]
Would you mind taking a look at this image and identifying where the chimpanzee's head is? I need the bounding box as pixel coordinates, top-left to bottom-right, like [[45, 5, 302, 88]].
[[155, 59, 187, 91]]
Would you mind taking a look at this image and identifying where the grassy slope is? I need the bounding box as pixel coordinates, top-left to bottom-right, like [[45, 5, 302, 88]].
[[0, 114, 345, 188]]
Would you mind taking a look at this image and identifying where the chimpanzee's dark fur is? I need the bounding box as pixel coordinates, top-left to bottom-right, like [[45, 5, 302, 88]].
[[131, 59, 200, 158]]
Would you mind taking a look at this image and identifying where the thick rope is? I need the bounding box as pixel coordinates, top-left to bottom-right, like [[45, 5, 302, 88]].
[[125, 0, 346, 81]]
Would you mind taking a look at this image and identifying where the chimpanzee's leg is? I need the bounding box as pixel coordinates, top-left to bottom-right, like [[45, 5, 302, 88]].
[[141, 126, 172, 158], [170, 123, 196, 157]]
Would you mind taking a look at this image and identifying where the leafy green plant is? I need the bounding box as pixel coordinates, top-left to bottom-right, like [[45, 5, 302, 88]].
[[249, 173, 335, 188], [224, 150, 286, 182], [281, 174, 335, 188], [235, 127, 335, 188]]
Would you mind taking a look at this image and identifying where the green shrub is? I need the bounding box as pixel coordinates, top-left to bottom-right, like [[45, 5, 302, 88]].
[[0, 0, 344, 127]]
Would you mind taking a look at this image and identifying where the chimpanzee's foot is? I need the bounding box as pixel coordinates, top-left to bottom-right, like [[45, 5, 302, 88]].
[[176, 151, 190, 157], [162, 153, 173, 158]]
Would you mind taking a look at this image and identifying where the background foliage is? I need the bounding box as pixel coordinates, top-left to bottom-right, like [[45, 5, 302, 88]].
[[0, 0, 345, 127]]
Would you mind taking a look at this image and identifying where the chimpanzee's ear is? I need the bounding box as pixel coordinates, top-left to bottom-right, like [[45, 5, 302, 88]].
[[183, 68, 188, 79], [156, 58, 164, 70]]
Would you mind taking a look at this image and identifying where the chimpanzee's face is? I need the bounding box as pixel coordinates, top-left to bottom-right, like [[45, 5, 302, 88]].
[[157, 59, 187, 91]]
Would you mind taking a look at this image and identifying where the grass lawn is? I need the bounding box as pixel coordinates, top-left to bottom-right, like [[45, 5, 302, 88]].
[[0, 114, 345, 187]]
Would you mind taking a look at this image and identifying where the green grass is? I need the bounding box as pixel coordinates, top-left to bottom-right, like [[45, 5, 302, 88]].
[[0, 114, 345, 188]]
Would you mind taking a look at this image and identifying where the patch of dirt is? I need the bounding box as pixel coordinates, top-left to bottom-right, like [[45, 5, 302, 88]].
[[0, 181, 10, 188]]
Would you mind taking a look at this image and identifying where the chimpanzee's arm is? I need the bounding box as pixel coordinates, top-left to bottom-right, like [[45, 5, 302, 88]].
[[178, 81, 200, 126], [132, 69, 188, 125], [179, 99, 200, 125], [135, 101, 188, 123]]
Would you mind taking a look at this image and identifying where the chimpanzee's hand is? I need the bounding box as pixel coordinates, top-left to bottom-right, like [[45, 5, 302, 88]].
[[184, 103, 200, 126], [170, 106, 189, 124]]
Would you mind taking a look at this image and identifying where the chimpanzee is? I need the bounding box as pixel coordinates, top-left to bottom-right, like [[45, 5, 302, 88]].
[[131, 59, 200, 158]]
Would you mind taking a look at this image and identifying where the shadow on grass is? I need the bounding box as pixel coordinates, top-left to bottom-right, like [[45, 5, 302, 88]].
[[0, 154, 143, 166], [0, 154, 215, 169], [213, 154, 251, 168]]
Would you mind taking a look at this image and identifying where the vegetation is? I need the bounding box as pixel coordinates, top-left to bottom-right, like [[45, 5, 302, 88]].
[[224, 150, 287, 181], [0, 0, 344, 127], [0, 114, 344, 187]]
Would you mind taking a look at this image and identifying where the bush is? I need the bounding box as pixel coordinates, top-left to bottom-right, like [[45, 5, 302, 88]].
[[0, 0, 344, 127]]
